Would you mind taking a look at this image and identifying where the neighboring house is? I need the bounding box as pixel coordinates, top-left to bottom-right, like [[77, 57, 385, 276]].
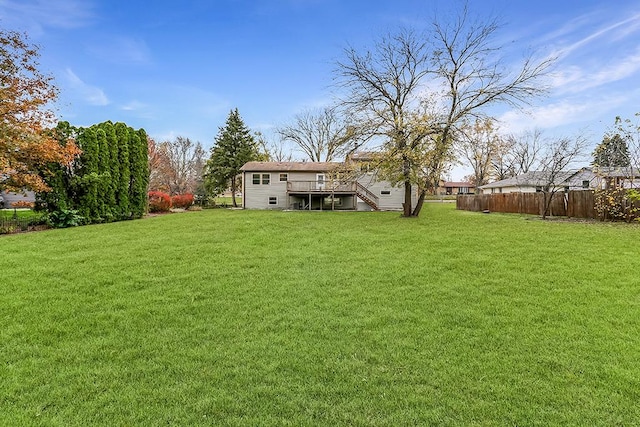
[[591, 167, 640, 189], [239, 161, 410, 211], [438, 181, 475, 195], [478, 168, 597, 194], [1, 190, 36, 208]]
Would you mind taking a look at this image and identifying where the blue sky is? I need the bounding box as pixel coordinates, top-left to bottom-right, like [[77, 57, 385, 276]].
[[1, 0, 639, 179]]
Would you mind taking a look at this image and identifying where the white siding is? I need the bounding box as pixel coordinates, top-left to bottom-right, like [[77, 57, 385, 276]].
[[243, 172, 288, 209], [356, 172, 408, 211]]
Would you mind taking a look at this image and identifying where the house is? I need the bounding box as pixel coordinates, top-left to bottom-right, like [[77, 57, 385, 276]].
[[0, 190, 36, 209], [239, 161, 410, 211], [591, 167, 640, 189], [438, 181, 475, 195], [477, 169, 597, 194]]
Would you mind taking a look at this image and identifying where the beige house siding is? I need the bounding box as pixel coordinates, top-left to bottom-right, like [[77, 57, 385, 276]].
[[243, 171, 288, 209], [240, 161, 413, 211], [356, 171, 406, 211]]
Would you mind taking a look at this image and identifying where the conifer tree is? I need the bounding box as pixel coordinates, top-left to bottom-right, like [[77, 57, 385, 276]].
[[103, 121, 120, 218], [592, 133, 631, 168], [115, 123, 131, 218], [205, 109, 264, 207]]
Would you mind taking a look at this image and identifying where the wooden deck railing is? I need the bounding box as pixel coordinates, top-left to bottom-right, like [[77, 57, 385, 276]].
[[287, 181, 356, 192]]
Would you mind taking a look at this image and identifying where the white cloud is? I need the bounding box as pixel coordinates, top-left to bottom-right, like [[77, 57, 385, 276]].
[[86, 36, 152, 65], [121, 101, 147, 111], [547, 12, 640, 59], [497, 94, 626, 135], [0, 0, 95, 34], [64, 68, 109, 106]]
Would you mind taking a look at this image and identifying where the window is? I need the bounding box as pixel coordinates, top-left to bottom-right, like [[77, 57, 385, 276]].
[[582, 180, 590, 188], [324, 197, 342, 206], [268, 196, 277, 205], [381, 190, 391, 195], [252, 173, 270, 185], [279, 173, 288, 182]]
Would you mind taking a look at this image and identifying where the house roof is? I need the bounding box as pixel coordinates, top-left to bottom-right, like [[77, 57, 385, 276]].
[[240, 161, 342, 172], [443, 181, 474, 188], [478, 169, 589, 189], [590, 166, 640, 177], [346, 151, 378, 162]]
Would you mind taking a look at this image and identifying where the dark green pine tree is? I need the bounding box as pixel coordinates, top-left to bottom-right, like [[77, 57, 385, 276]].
[[103, 121, 120, 219], [205, 108, 264, 207], [592, 133, 631, 168], [128, 128, 149, 218], [115, 122, 131, 218], [96, 127, 111, 221], [76, 126, 100, 221]]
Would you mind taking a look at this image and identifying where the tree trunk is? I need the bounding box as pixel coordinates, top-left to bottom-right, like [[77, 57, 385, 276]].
[[231, 176, 238, 207], [411, 190, 426, 216], [402, 180, 412, 217]]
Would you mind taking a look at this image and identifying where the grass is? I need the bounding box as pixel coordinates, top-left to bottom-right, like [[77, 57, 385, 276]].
[[0, 209, 43, 220], [0, 209, 47, 234], [1, 204, 639, 426]]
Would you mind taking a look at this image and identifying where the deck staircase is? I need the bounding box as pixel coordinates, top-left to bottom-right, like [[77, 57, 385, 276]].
[[356, 182, 379, 210]]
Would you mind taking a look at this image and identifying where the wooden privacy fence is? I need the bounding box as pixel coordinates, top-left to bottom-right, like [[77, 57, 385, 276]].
[[456, 191, 596, 219]]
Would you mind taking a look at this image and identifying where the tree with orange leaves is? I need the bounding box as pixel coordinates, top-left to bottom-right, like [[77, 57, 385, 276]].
[[0, 29, 79, 193]]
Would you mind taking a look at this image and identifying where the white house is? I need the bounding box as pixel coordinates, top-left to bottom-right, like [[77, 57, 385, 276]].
[[478, 169, 597, 194], [478, 167, 640, 195], [239, 161, 410, 211], [0, 190, 36, 209]]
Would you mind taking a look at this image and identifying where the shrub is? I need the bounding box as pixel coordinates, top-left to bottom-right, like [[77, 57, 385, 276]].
[[148, 191, 172, 213], [171, 193, 194, 209], [47, 209, 84, 228], [11, 200, 35, 209], [594, 187, 640, 222]]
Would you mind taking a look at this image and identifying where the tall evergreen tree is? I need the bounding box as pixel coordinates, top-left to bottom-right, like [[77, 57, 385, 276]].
[[39, 120, 148, 224], [128, 129, 149, 218], [103, 121, 120, 218], [115, 122, 131, 218], [205, 109, 264, 207], [592, 133, 631, 168], [96, 128, 111, 220]]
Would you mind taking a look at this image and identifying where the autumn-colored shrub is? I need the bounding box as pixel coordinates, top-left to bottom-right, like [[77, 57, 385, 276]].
[[594, 187, 640, 222], [11, 200, 35, 209], [148, 191, 172, 212], [171, 193, 194, 209]]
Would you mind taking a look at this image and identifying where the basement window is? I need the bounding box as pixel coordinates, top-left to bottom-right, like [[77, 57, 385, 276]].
[[381, 190, 391, 195], [268, 196, 277, 205]]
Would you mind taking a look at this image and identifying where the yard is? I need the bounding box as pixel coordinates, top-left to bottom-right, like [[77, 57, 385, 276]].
[[1, 204, 638, 425]]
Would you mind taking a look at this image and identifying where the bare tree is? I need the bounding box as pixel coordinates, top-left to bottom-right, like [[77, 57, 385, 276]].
[[254, 132, 295, 162], [277, 107, 362, 162], [148, 137, 172, 193], [456, 118, 506, 191], [536, 135, 588, 219], [335, 4, 552, 217], [155, 137, 205, 195]]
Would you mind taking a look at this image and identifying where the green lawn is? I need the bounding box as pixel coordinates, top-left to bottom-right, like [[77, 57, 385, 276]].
[[1, 205, 639, 426]]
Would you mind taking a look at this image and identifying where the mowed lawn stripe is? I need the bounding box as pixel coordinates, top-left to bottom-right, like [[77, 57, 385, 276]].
[[1, 204, 639, 426]]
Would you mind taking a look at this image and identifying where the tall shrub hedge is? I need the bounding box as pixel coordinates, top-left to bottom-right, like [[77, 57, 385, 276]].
[[39, 121, 149, 224]]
